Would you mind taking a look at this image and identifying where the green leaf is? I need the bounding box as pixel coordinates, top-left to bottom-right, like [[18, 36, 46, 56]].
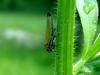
[[73, 33, 100, 75], [83, 0, 96, 14], [76, 0, 98, 58], [74, 0, 99, 74], [83, 33, 100, 61], [88, 56, 100, 70], [95, 52, 100, 58]]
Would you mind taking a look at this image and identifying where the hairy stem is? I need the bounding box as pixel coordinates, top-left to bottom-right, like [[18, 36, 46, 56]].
[[56, 0, 75, 75]]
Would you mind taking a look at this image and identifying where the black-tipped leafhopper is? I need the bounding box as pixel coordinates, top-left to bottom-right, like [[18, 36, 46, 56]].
[[44, 12, 55, 53]]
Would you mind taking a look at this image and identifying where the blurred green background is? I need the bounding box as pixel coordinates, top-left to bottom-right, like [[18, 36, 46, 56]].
[[0, 0, 55, 75]]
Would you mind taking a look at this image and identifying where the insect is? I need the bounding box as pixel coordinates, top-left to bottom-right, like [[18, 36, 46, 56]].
[[44, 12, 55, 53]]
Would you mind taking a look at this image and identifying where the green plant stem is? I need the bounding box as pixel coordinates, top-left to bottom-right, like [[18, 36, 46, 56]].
[[56, 0, 75, 75]]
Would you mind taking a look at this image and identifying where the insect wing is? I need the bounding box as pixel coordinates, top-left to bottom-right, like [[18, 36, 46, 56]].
[[45, 12, 52, 52]]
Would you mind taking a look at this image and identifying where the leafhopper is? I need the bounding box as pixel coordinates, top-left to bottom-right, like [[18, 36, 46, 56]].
[[44, 12, 55, 53]]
